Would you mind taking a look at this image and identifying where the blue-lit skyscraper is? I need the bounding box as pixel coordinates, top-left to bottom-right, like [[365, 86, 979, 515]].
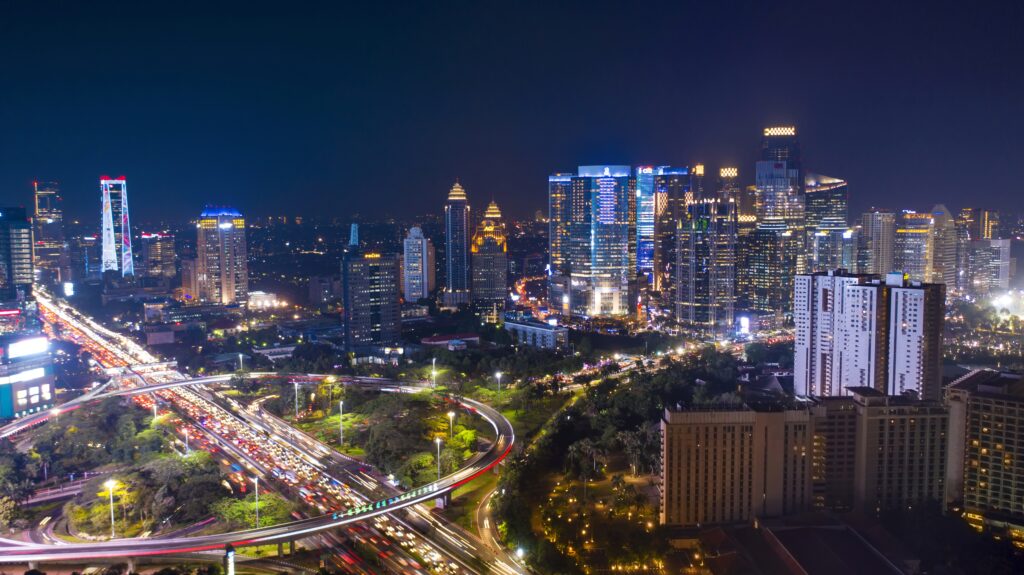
[[635, 166, 656, 284], [564, 165, 636, 317]]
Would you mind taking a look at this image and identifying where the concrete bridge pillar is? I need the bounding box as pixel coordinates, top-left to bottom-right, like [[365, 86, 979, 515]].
[[289, 539, 296, 555], [28, 562, 37, 570], [435, 492, 451, 509], [278, 541, 284, 556], [127, 558, 136, 573]]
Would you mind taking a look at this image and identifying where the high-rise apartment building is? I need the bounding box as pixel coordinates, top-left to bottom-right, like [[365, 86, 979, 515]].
[[196, 207, 248, 305], [946, 370, 1024, 546], [341, 232, 401, 352], [0, 208, 34, 302], [675, 199, 736, 338], [859, 209, 896, 275], [443, 181, 471, 307], [660, 401, 819, 527], [549, 166, 637, 318], [794, 271, 944, 400], [139, 232, 176, 278], [471, 201, 508, 323], [99, 177, 134, 277], [68, 235, 101, 283], [849, 387, 948, 513], [794, 270, 874, 397], [32, 181, 66, 278], [402, 226, 435, 302]]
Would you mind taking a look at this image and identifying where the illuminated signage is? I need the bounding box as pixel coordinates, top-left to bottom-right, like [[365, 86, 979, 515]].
[[7, 337, 49, 359], [764, 126, 797, 137], [720, 167, 738, 178], [0, 367, 46, 385]]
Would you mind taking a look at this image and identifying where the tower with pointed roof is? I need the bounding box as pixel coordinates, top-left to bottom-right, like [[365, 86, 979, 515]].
[[472, 200, 508, 322], [443, 181, 471, 307]]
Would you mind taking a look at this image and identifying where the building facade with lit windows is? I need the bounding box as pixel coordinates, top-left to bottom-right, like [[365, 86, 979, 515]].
[[675, 199, 736, 338], [959, 207, 1001, 240], [99, 177, 134, 277], [139, 232, 176, 278], [0, 208, 34, 303], [966, 238, 1011, 296], [652, 166, 691, 295], [196, 207, 249, 305], [660, 401, 819, 527], [443, 181, 471, 307], [547, 166, 638, 318], [402, 226, 435, 302], [341, 234, 401, 353], [0, 334, 54, 419], [946, 370, 1024, 547], [635, 166, 656, 284], [794, 271, 944, 400], [848, 387, 948, 513], [471, 201, 508, 323], [33, 181, 67, 279], [859, 209, 896, 275], [894, 210, 935, 282]]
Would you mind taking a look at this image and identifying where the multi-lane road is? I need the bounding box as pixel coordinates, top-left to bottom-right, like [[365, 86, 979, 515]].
[[0, 291, 518, 573]]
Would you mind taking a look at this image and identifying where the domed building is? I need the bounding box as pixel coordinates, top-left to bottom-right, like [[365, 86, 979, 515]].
[[471, 200, 508, 323]]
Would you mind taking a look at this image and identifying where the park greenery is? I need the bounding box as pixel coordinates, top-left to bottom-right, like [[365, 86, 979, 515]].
[[492, 342, 791, 573], [65, 451, 229, 538]]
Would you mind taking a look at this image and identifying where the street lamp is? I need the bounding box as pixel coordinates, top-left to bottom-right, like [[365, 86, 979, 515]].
[[447, 411, 455, 439], [339, 400, 344, 447], [293, 381, 299, 419], [238, 353, 244, 371], [104, 479, 117, 539], [516, 547, 525, 560], [253, 476, 260, 528], [431, 357, 437, 388], [435, 437, 442, 481], [495, 371, 503, 393]]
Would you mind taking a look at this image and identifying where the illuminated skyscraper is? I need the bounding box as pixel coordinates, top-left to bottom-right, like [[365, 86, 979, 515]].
[[32, 181, 66, 277], [196, 207, 248, 304], [805, 174, 852, 272], [99, 177, 134, 276], [635, 166, 656, 284], [402, 226, 435, 301], [746, 126, 805, 315], [929, 204, 957, 286], [0, 208, 34, 302], [959, 207, 1000, 240], [471, 201, 508, 323], [894, 211, 934, 282], [652, 166, 690, 294], [562, 166, 637, 317], [443, 181, 471, 307], [966, 238, 1011, 295], [139, 232, 176, 278], [675, 199, 736, 337], [342, 229, 401, 352], [859, 209, 895, 275], [547, 173, 573, 275]]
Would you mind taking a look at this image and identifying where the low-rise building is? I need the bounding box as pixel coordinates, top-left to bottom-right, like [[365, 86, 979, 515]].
[[503, 318, 568, 350]]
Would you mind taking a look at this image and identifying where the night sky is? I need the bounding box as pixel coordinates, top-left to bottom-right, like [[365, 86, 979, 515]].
[[2, 2, 1022, 223]]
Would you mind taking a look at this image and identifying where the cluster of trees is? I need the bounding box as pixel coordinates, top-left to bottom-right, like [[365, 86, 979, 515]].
[[212, 491, 294, 529], [33, 397, 166, 479], [66, 452, 228, 537], [494, 346, 748, 573]]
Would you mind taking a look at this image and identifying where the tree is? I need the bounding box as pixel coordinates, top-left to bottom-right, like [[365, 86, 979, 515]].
[[0, 496, 15, 529]]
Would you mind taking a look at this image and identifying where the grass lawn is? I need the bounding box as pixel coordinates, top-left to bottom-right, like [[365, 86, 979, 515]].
[[440, 469, 500, 531]]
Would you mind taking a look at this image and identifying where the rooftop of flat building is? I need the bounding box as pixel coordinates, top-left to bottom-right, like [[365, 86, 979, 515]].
[[948, 369, 1024, 398]]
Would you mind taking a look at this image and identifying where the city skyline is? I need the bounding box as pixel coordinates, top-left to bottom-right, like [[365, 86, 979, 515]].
[[2, 3, 1023, 221]]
